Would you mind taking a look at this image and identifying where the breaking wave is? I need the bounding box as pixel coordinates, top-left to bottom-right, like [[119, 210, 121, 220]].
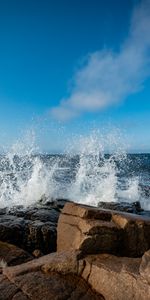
[[0, 130, 149, 209]]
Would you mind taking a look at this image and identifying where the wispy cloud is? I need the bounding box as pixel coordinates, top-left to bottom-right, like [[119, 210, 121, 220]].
[[50, 0, 150, 121]]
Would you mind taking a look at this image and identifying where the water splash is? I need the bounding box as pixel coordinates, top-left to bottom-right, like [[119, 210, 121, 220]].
[[68, 133, 118, 205], [0, 129, 149, 209], [0, 132, 59, 207]]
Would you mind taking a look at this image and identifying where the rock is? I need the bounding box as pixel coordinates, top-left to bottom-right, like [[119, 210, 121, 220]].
[[57, 202, 123, 255], [10, 271, 102, 299], [0, 215, 25, 247], [112, 212, 150, 256], [3, 251, 81, 279], [57, 202, 150, 257], [139, 184, 150, 198], [0, 274, 20, 300], [0, 200, 67, 255], [81, 253, 150, 300], [2, 251, 103, 300], [140, 249, 150, 284], [0, 241, 32, 267], [98, 201, 143, 214], [2, 247, 150, 300], [32, 249, 43, 258], [30, 209, 59, 223]]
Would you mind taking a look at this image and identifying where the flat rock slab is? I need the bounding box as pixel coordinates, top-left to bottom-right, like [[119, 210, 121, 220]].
[[57, 202, 150, 257], [81, 253, 150, 300], [1, 251, 103, 300], [2, 248, 150, 300]]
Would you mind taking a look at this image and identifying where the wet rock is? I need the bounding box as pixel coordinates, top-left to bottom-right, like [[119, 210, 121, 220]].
[[0, 200, 67, 255], [139, 184, 150, 198], [0, 241, 32, 267], [57, 202, 150, 257], [30, 209, 59, 223], [0, 215, 26, 246], [40, 223, 56, 253], [98, 201, 143, 214]]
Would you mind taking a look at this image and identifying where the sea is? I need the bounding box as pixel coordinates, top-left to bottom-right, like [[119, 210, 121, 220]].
[[0, 132, 150, 210]]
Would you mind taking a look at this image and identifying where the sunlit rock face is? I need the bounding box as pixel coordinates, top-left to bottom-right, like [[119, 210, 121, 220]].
[[57, 202, 150, 257], [0, 201, 150, 300]]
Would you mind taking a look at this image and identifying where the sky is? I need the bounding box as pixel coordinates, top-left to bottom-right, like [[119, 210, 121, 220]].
[[0, 0, 150, 153]]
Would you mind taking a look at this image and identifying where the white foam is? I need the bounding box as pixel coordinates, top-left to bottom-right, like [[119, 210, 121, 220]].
[[0, 130, 149, 209]]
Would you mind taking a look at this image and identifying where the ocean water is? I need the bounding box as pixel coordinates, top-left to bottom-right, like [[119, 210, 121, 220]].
[[0, 133, 150, 210]]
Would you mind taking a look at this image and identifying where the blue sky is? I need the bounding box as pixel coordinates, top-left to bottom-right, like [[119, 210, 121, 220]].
[[0, 0, 150, 153]]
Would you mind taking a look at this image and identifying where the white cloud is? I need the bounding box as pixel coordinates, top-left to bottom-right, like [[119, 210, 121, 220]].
[[50, 0, 150, 121]]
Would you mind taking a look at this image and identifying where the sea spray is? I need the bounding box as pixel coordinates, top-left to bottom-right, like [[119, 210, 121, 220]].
[[67, 133, 118, 205], [0, 129, 149, 209], [0, 132, 57, 207]]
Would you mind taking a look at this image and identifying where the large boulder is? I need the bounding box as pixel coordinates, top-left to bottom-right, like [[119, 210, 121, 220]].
[[57, 202, 123, 255], [57, 202, 150, 257]]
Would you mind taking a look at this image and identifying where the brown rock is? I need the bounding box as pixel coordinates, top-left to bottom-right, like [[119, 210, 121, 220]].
[[41, 250, 82, 275], [12, 271, 103, 300], [62, 202, 111, 220], [112, 212, 150, 256], [57, 203, 123, 255], [11, 291, 29, 300], [0, 241, 32, 266], [0, 274, 19, 300], [140, 249, 150, 284], [57, 202, 150, 257], [32, 249, 43, 258], [81, 253, 150, 300], [3, 250, 81, 280], [57, 203, 122, 254], [2, 251, 103, 300]]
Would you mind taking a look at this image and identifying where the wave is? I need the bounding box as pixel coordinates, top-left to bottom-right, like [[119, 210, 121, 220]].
[[0, 130, 149, 210]]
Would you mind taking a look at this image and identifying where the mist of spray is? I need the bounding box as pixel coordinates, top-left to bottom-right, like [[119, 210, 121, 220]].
[[0, 129, 146, 209]]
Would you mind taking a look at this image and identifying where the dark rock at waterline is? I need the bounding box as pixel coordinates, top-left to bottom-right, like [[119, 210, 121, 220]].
[[0, 199, 69, 255], [0, 198, 149, 257], [139, 184, 150, 198], [0, 241, 33, 268], [98, 201, 143, 214]]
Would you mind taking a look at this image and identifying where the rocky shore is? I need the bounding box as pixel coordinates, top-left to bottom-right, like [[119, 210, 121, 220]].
[[0, 200, 150, 299]]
